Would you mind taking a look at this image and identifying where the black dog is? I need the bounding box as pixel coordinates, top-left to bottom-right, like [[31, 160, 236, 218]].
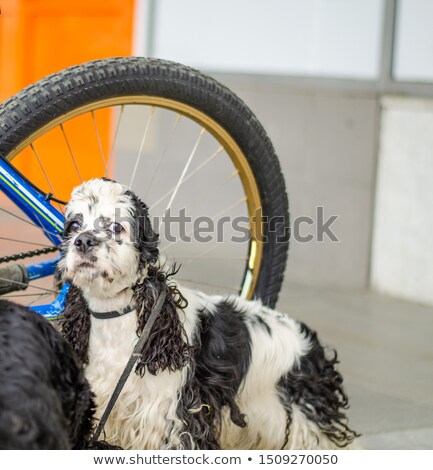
[[0, 299, 118, 449]]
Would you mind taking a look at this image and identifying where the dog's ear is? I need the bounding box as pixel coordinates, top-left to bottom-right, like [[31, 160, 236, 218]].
[[60, 285, 91, 365], [127, 192, 159, 265], [133, 266, 190, 376]]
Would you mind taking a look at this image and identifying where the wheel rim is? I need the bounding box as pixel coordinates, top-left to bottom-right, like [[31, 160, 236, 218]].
[[3, 96, 263, 302]]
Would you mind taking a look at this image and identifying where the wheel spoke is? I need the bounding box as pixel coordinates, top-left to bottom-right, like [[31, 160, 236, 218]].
[[226, 169, 239, 180], [0, 236, 53, 247], [0, 207, 60, 238], [0, 277, 57, 294], [178, 243, 232, 267], [26, 293, 54, 306], [150, 145, 223, 211], [60, 123, 83, 183], [158, 127, 206, 232], [30, 143, 64, 214], [164, 256, 248, 260], [161, 196, 247, 250], [91, 111, 108, 177], [129, 106, 155, 188], [177, 277, 239, 292], [106, 104, 125, 175], [25, 279, 62, 306], [144, 113, 182, 199], [1, 293, 50, 298]]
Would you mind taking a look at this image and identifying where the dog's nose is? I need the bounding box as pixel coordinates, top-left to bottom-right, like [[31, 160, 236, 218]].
[[74, 232, 100, 254]]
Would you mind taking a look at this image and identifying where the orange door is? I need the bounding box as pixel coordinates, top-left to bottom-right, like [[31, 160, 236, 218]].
[[0, 0, 135, 200]]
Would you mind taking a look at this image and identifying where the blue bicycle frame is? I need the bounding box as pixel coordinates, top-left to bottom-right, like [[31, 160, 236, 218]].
[[0, 156, 68, 319]]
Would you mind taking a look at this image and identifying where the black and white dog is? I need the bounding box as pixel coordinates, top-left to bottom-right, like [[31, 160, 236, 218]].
[[59, 178, 358, 450], [0, 299, 118, 449]]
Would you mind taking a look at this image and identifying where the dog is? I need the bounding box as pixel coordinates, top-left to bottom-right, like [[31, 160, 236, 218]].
[[58, 178, 359, 450], [0, 299, 120, 449]]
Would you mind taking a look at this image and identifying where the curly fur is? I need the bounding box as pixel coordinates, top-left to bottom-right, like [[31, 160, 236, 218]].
[[61, 284, 91, 365], [174, 301, 252, 449], [278, 323, 358, 448], [0, 300, 120, 449], [133, 265, 191, 376], [59, 178, 359, 450], [61, 265, 191, 376]]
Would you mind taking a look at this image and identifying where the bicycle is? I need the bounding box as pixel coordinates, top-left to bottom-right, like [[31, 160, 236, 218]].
[[0, 57, 289, 318]]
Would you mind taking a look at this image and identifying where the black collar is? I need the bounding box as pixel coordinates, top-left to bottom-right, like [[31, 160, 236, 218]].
[[89, 304, 136, 320]]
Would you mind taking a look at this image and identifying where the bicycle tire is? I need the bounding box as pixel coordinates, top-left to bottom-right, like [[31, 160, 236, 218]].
[[0, 57, 289, 308]]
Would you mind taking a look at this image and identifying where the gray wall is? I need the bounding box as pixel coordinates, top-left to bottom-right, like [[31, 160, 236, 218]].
[[217, 76, 380, 290]]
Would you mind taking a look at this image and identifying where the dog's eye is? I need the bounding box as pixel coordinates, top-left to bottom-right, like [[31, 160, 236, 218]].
[[69, 221, 81, 232], [110, 222, 124, 234]]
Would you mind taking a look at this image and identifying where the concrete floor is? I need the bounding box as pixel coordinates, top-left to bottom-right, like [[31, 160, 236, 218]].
[[277, 280, 433, 449]]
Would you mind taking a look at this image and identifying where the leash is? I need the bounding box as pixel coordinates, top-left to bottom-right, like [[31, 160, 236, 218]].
[[92, 289, 167, 441]]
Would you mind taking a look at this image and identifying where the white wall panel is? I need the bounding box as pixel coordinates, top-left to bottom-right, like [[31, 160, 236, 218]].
[[153, 0, 384, 79], [372, 97, 433, 305]]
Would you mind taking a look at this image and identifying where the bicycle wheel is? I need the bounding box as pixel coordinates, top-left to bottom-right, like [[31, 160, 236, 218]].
[[0, 57, 289, 308]]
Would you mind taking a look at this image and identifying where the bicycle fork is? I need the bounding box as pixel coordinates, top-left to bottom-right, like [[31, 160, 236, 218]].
[[0, 157, 67, 318]]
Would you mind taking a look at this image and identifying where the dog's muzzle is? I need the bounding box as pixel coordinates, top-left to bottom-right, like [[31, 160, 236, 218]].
[[74, 232, 101, 254]]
